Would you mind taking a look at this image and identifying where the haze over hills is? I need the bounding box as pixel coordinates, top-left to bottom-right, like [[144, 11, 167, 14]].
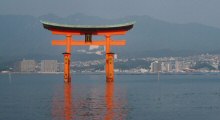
[[1, 13, 220, 63]]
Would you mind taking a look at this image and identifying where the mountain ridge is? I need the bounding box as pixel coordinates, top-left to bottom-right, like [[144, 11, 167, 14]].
[[1, 14, 220, 61]]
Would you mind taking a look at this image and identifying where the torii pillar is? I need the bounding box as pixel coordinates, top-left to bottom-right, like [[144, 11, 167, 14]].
[[41, 21, 134, 83]]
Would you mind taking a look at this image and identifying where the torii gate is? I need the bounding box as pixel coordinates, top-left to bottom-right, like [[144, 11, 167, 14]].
[[41, 21, 134, 83]]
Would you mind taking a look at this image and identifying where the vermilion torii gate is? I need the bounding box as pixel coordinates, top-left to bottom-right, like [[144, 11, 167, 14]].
[[41, 21, 134, 83]]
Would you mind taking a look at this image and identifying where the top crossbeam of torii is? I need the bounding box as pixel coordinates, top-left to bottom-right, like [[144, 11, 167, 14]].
[[41, 21, 134, 35], [41, 21, 134, 53]]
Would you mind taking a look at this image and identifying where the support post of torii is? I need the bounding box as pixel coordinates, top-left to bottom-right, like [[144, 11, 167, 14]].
[[41, 21, 134, 83], [63, 52, 71, 83], [106, 53, 114, 82]]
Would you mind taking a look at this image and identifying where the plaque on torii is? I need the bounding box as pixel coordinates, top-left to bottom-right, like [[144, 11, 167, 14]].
[[41, 21, 134, 83]]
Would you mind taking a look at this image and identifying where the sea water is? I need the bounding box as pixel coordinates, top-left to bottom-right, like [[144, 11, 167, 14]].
[[0, 74, 220, 120]]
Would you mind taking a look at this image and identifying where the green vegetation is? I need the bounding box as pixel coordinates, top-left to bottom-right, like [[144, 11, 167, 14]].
[[115, 59, 151, 70], [192, 62, 216, 70]]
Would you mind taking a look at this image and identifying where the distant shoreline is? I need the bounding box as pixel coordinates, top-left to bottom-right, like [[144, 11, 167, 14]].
[[1, 72, 220, 76]]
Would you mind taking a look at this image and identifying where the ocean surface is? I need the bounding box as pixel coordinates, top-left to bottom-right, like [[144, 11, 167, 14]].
[[0, 73, 220, 120]]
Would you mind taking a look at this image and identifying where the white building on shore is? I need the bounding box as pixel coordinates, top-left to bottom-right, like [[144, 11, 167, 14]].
[[20, 60, 36, 72], [40, 60, 58, 72]]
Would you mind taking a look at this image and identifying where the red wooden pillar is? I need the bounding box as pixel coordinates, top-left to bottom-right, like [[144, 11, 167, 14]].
[[106, 53, 115, 82], [63, 53, 71, 83], [63, 35, 72, 83]]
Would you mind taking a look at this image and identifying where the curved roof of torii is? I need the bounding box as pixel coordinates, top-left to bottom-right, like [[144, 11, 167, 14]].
[[41, 21, 135, 33]]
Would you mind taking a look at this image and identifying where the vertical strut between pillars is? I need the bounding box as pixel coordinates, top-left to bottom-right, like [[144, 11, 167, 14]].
[[106, 35, 111, 53], [66, 35, 72, 53]]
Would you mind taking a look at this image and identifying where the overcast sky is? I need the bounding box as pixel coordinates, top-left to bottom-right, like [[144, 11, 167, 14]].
[[1, 0, 220, 27]]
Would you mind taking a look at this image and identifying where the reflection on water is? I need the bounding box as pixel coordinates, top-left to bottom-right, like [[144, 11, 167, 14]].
[[64, 83, 73, 120], [105, 83, 114, 120], [52, 81, 127, 120], [1, 74, 220, 119]]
